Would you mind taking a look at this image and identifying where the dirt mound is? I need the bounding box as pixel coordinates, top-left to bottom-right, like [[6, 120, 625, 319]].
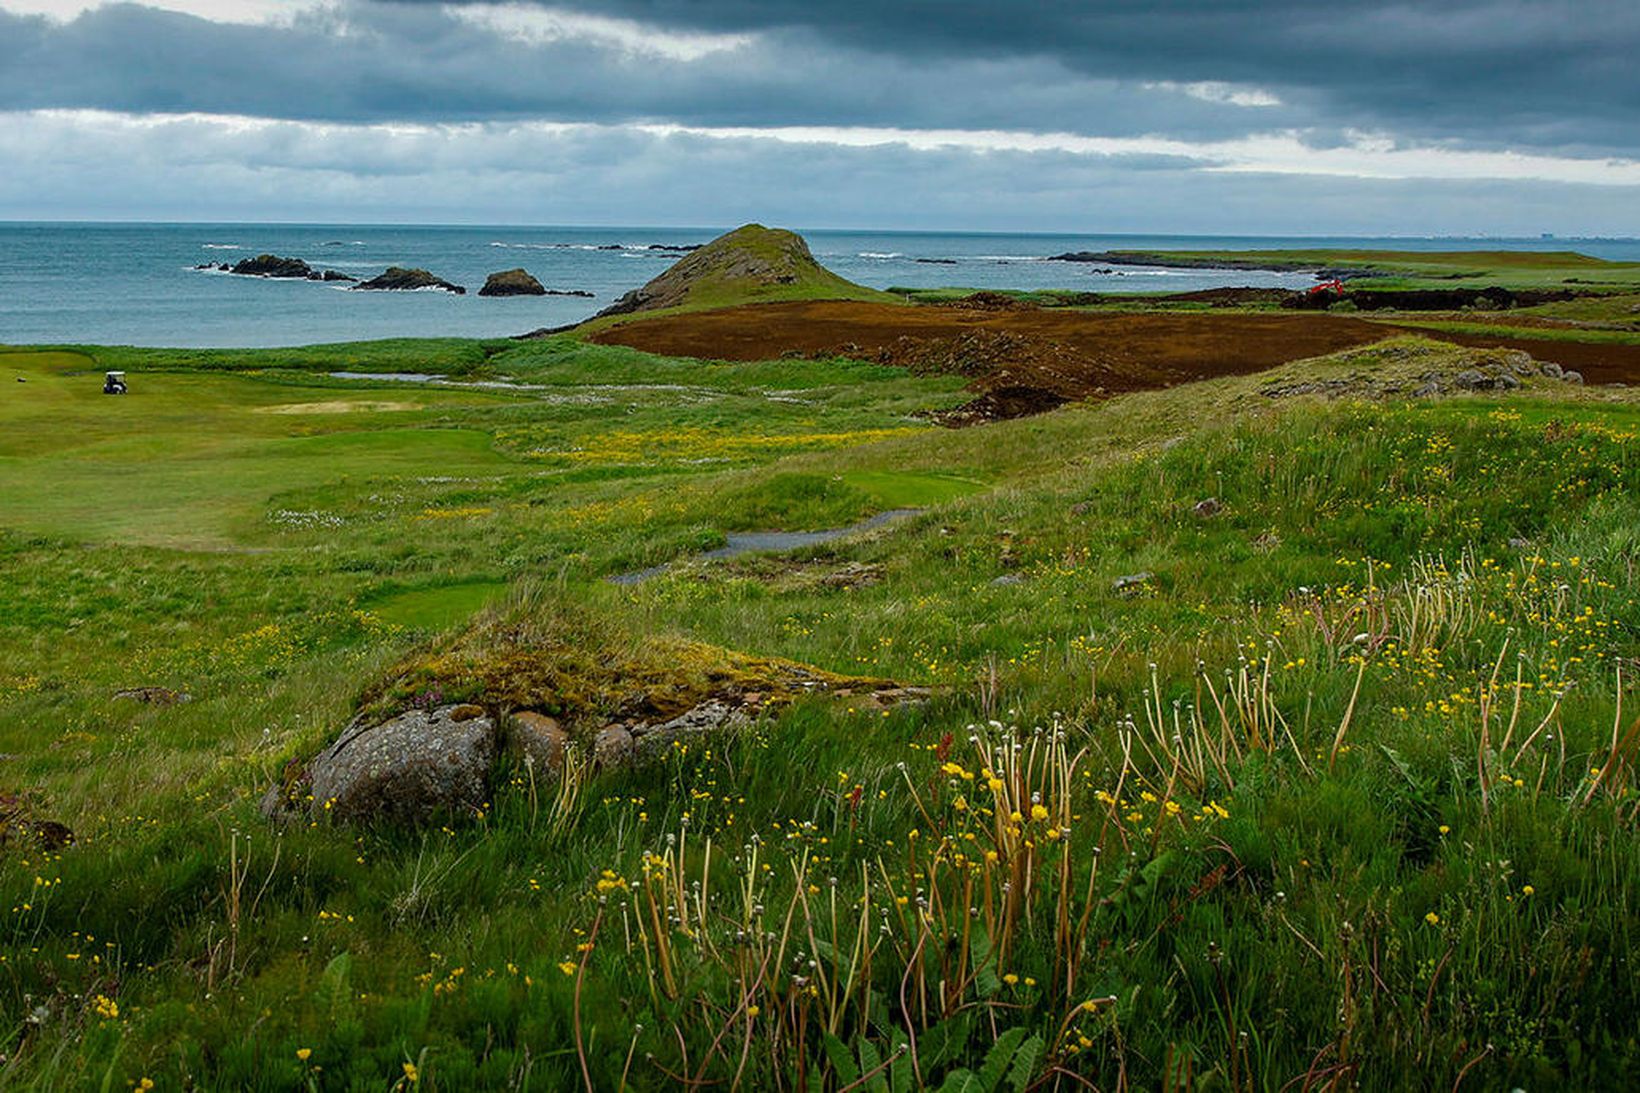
[[923, 385, 1070, 427], [845, 329, 1120, 423], [592, 224, 880, 319]]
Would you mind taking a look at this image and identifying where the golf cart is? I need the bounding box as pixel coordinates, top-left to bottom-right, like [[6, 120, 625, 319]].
[[103, 371, 127, 395]]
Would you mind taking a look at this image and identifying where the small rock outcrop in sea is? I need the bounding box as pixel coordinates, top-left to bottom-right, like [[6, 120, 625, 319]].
[[478, 268, 547, 297], [351, 267, 466, 294], [223, 254, 356, 281], [231, 254, 315, 278]]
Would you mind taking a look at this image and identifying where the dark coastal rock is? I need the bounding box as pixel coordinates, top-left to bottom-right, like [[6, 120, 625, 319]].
[[297, 704, 496, 824], [544, 289, 595, 298], [321, 270, 356, 282], [231, 254, 315, 279], [351, 267, 466, 294], [478, 268, 548, 297]]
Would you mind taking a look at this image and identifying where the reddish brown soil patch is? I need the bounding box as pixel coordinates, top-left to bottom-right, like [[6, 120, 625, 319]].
[[590, 300, 1389, 399], [587, 300, 1640, 422]]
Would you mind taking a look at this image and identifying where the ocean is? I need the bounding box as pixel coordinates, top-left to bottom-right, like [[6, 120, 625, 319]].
[[2, 222, 1637, 349]]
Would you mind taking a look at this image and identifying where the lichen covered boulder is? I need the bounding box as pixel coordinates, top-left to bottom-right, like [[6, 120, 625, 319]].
[[303, 704, 496, 824]]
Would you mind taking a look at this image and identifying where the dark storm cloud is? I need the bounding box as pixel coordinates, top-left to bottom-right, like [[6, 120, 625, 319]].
[[431, 0, 1640, 155], [5, 0, 1631, 156], [0, 3, 1255, 133]]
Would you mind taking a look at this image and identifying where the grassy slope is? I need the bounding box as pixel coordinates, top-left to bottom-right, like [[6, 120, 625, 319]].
[[2, 337, 1639, 1089]]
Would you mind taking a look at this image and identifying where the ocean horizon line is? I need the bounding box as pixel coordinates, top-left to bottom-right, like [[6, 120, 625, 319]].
[[0, 218, 1632, 244]]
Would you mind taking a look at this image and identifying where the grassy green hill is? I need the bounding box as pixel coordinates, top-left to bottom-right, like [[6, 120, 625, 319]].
[[2, 335, 1639, 1090], [574, 223, 899, 333]]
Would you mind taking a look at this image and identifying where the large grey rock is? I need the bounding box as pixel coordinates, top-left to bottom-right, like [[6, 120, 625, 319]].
[[306, 704, 496, 824]]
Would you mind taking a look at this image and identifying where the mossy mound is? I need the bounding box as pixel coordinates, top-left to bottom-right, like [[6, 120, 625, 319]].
[[359, 591, 910, 731], [587, 223, 893, 322]]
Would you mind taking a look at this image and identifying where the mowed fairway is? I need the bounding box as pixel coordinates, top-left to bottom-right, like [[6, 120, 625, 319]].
[[0, 350, 520, 547]]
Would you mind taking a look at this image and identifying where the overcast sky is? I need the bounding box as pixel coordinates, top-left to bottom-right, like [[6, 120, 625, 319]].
[[1, 0, 1637, 233]]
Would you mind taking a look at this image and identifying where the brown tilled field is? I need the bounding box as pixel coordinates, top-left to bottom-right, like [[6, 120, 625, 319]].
[[587, 300, 1386, 390], [586, 300, 1640, 410]]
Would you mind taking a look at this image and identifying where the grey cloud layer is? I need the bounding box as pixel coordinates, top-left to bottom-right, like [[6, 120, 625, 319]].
[[4, 110, 1633, 234], [2, 0, 1634, 155]]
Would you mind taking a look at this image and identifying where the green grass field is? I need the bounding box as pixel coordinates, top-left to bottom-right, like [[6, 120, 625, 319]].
[[1085, 248, 1640, 291], [2, 333, 1639, 1090]]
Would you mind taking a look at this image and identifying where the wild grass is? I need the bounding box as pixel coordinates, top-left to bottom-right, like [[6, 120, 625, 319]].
[[1, 335, 1638, 1089]]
